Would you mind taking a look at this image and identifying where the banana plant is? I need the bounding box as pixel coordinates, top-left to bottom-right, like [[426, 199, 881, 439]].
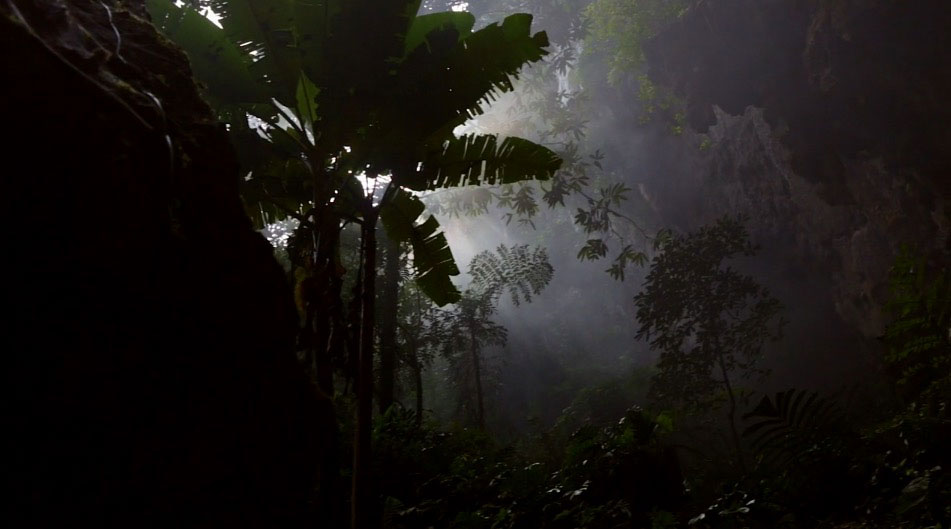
[[147, 0, 561, 525], [148, 0, 560, 304]]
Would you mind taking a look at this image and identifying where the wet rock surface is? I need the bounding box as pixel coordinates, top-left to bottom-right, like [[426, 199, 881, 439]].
[[3, 1, 324, 525], [639, 0, 950, 337]]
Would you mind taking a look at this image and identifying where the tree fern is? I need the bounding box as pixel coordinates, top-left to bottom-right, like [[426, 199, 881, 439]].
[[469, 244, 554, 306]]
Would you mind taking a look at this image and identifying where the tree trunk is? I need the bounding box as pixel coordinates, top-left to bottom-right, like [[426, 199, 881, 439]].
[[411, 289, 424, 428], [716, 352, 745, 473], [414, 359, 423, 428], [377, 233, 400, 415], [351, 210, 377, 529], [313, 207, 341, 397], [470, 328, 485, 429], [310, 171, 344, 524]]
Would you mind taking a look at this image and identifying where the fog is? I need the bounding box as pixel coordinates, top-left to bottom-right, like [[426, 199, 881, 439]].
[[406, 0, 919, 433], [18, 0, 948, 525]]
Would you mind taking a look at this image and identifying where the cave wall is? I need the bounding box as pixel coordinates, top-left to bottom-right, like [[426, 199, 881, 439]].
[[3, 0, 326, 525], [637, 0, 950, 338], [645, 0, 951, 195]]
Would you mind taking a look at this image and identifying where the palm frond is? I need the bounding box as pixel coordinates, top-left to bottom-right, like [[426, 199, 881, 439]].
[[399, 134, 561, 191]]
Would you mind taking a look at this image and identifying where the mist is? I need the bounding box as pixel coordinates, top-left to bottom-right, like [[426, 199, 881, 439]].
[[13, 0, 949, 526], [414, 0, 924, 436]]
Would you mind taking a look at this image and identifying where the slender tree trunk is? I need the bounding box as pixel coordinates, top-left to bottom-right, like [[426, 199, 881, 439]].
[[313, 207, 340, 397], [309, 163, 343, 524], [414, 359, 423, 428], [470, 327, 485, 429], [310, 156, 335, 396], [716, 352, 745, 472], [377, 233, 400, 414], [352, 210, 378, 529], [412, 289, 424, 428]]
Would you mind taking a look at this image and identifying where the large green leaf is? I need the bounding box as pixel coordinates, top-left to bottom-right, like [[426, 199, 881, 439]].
[[292, 0, 342, 84], [392, 13, 550, 142], [403, 11, 475, 56], [146, 0, 267, 104], [294, 71, 319, 132], [380, 189, 460, 306], [398, 134, 562, 191], [291, 1, 405, 149], [206, 0, 301, 100]]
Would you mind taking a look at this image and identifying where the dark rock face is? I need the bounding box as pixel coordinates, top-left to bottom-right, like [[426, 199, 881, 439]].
[[646, 0, 951, 197], [639, 0, 950, 337], [682, 107, 946, 336], [3, 0, 325, 525]]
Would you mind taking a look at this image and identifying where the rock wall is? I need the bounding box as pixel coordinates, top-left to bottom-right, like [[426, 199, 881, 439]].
[[684, 107, 947, 336], [638, 0, 950, 337], [3, 0, 327, 525]]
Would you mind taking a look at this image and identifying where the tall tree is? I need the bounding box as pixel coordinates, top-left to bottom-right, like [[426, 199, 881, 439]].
[[147, 1, 562, 524], [432, 244, 554, 427], [634, 217, 784, 470], [391, 271, 453, 427], [377, 233, 402, 415]]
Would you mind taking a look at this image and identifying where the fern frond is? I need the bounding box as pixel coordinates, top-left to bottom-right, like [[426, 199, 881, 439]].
[[468, 244, 553, 306], [742, 389, 842, 470]]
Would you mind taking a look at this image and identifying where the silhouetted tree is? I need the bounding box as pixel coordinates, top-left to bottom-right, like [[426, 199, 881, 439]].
[[149, 2, 561, 524], [634, 217, 784, 469], [432, 244, 553, 427]]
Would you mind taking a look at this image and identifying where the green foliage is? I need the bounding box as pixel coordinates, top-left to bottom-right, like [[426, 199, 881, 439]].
[[469, 244, 554, 306], [498, 185, 541, 227], [883, 245, 951, 404], [634, 217, 785, 411], [577, 238, 609, 261], [369, 377, 951, 529], [426, 244, 553, 426], [863, 246, 951, 528], [737, 389, 858, 524], [375, 405, 682, 529], [146, 0, 265, 104], [403, 11, 476, 58], [381, 189, 462, 306], [385, 13, 553, 145], [403, 135, 563, 192], [149, 0, 561, 307], [144, 5, 951, 529], [862, 404, 951, 527], [686, 487, 760, 528], [606, 244, 650, 280], [582, 0, 686, 84], [573, 182, 630, 233], [580, 0, 687, 125], [742, 389, 842, 470], [420, 1, 666, 283]]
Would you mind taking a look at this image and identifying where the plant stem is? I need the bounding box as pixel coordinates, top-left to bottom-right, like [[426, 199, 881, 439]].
[[378, 233, 400, 414], [470, 326, 485, 429], [351, 205, 377, 529], [716, 350, 745, 473]]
